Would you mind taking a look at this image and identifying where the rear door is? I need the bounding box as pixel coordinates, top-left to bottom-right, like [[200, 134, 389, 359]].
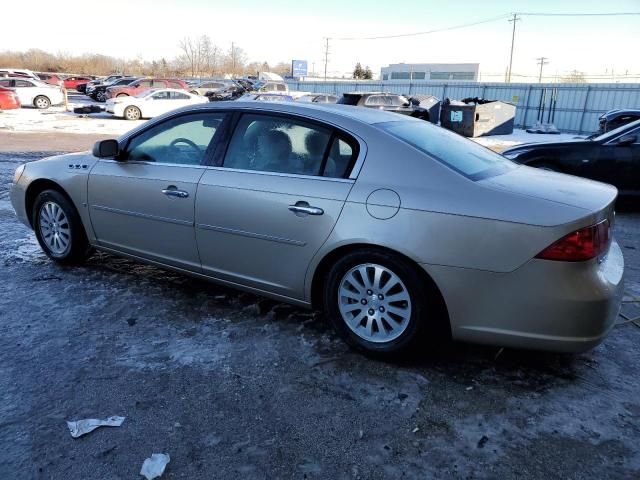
[[195, 112, 360, 300], [88, 111, 227, 269]]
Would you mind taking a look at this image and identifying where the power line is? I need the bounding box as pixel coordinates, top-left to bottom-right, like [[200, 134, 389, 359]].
[[332, 14, 511, 41], [516, 12, 640, 16]]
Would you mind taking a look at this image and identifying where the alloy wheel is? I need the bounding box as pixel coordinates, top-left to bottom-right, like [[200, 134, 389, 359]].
[[338, 263, 412, 343], [39, 201, 71, 255]]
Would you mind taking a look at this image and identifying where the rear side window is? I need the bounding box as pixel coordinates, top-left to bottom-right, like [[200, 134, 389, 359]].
[[138, 80, 153, 88], [0, 79, 12, 87], [222, 114, 356, 178], [324, 136, 357, 178], [378, 120, 516, 180], [276, 84, 287, 91], [167, 81, 183, 89]]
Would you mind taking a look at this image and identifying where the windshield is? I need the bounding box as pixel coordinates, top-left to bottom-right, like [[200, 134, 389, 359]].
[[377, 120, 517, 180], [592, 118, 640, 142]]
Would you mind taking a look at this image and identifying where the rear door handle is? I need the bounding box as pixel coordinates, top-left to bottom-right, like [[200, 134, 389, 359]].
[[162, 186, 189, 198], [288, 202, 324, 216]]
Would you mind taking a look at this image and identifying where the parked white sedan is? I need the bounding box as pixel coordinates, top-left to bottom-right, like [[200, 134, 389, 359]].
[[106, 88, 208, 120], [0, 77, 64, 109]]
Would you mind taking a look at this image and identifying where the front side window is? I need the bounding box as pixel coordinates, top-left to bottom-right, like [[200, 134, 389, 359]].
[[138, 80, 153, 88], [124, 112, 225, 165], [16, 80, 34, 88], [223, 114, 333, 176], [378, 120, 516, 180], [276, 84, 287, 91], [167, 81, 183, 89]]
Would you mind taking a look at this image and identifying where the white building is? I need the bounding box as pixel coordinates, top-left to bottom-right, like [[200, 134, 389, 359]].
[[380, 63, 479, 81]]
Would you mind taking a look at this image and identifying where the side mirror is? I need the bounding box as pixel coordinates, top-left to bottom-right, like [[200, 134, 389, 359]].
[[617, 134, 637, 146], [93, 139, 119, 158]]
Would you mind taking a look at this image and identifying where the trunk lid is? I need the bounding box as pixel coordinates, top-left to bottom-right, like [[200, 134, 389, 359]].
[[479, 165, 617, 214]]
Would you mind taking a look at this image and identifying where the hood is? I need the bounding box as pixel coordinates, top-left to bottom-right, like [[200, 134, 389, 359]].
[[503, 139, 588, 154], [479, 165, 617, 213]]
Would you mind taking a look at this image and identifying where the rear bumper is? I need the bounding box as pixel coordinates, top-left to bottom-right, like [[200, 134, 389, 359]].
[[424, 240, 625, 352]]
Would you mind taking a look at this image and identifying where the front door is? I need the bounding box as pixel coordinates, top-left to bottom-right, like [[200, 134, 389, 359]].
[[195, 112, 359, 300], [88, 111, 227, 269]]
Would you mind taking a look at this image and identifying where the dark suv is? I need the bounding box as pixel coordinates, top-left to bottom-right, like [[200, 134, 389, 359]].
[[337, 92, 433, 121], [90, 77, 138, 102], [105, 78, 188, 99]]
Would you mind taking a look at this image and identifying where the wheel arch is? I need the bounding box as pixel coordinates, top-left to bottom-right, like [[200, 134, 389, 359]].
[[33, 94, 51, 107], [309, 242, 451, 338], [24, 178, 73, 228]]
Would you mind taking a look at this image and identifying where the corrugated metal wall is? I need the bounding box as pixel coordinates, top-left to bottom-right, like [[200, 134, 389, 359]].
[[285, 81, 640, 134]]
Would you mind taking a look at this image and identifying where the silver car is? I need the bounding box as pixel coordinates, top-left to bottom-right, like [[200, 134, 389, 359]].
[[10, 102, 624, 356]]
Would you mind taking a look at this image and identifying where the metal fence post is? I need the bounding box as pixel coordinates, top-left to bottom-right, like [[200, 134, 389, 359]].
[[578, 85, 592, 135], [521, 84, 533, 129]]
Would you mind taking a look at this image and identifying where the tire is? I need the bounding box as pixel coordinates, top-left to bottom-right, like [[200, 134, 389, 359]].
[[323, 249, 433, 356], [123, 105, 142, 121], [96, 91, 106, 102], [32, 189, 90, 265], [190, 90, 200, 95], [33, 96, 51, 109], [116, 93, 128, 98]]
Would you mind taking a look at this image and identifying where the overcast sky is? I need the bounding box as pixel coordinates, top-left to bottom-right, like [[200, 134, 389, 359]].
[[3, 0, 639, 79]]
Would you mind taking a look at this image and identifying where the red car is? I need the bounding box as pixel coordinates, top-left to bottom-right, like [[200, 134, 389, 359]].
[[105, 78, 188, 99], [0, 86, 21, 110], [37, 73, 63, 86], [63, 76, 92, 91]]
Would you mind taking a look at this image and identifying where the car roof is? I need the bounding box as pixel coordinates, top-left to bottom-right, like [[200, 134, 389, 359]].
[[175, 100, 417, 125], [343, 91, 393, 96]]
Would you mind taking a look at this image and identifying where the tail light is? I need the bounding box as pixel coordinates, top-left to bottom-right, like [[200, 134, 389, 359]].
[[535, 220, 610, 262]]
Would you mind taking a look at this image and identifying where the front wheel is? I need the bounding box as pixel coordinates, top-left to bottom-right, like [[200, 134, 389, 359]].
[[34, 96, 51, 109], [323, 249, 431, 356], [33, 190, 90, 264], [123, 105, 142, 120], [96, 91, 106, 102]]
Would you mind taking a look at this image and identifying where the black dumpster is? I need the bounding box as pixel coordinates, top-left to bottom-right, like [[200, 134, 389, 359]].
[[410, 95, 441, 125], [441, 98, 515, 137]]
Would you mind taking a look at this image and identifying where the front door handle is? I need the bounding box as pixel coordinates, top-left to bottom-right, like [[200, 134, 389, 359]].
[[288, 202, 324, 216], [162, 186, 189, 198]]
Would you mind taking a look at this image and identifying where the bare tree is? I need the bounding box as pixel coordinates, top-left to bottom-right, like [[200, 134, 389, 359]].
[[560, 70, 587, 83]]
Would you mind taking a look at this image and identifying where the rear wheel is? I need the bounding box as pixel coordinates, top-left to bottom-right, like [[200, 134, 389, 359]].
[[34, 96, 51, 109], [190, 90, 199, 95], [123, 106, 142, 120], [32, 190, 90, 264], [323, 249, 432, 356], [116, 93, 128, 98]]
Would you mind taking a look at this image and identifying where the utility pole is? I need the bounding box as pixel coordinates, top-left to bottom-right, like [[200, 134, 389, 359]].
[[323, 38, 330, 82], [507, 13, 521, 83], [536, 57, 549, 83], [231, 41, 235, 73]]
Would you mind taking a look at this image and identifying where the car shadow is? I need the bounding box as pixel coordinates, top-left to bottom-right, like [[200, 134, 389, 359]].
[[80, 250, 591, 383]]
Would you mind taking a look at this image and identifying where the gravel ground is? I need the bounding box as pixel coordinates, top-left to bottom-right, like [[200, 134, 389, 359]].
[[1, 138, 639, 480]]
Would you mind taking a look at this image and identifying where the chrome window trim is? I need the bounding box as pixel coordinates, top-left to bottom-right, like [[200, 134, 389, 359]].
[[202, 165, 356, 183], [196, 223, 306, 247], [98, 159, 207, 169], [92, 204, 193, 226], [116, 105, 368, 178]]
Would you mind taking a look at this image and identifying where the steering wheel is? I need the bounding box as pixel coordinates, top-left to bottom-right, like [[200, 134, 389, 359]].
[[169, 137, 200, 153]]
